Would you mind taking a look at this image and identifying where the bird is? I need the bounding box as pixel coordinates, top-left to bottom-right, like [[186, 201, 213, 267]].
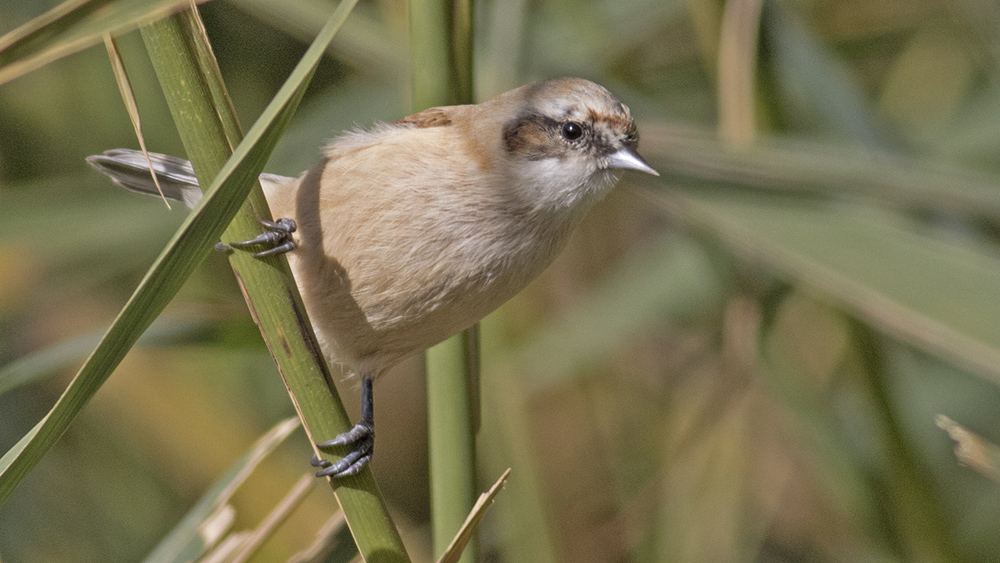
[[87, 77, 658, 478]]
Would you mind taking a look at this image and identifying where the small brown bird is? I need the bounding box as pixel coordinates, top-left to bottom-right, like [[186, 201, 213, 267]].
[[88, 78, 658, 477]]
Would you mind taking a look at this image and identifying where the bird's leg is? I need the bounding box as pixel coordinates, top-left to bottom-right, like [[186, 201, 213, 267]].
[[311, 376, 375, 478], [216, 218, 297, 258]]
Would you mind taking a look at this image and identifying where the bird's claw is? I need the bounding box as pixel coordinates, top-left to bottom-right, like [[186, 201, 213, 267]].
[[218, 218, 297, 258], [312, 423, 374, 478]]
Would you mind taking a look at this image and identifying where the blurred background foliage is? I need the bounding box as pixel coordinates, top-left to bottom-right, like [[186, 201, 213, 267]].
[[3, 0, 1000, 561]]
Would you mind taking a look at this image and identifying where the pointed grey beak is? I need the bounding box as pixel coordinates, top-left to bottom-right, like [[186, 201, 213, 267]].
[[605, 146, 659, 176]]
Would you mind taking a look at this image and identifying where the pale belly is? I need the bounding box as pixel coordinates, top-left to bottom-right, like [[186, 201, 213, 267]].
[[285, 216, 567, 379]]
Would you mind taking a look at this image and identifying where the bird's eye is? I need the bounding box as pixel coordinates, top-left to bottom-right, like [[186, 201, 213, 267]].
[[561, 121, 584, 141]]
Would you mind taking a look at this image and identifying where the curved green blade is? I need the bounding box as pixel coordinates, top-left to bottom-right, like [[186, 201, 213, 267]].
[[0, 0, 359, 507]]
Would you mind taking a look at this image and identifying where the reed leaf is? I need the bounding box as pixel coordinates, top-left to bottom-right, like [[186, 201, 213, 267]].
[[0, 0, 200, 85]]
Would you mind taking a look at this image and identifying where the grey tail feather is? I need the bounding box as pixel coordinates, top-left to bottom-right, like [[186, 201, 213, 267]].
[[87, 149, 203, 209], [86, 148, 293, 210]]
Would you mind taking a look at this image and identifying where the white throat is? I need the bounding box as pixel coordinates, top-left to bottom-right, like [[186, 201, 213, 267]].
[[514, 158, 618, 216]]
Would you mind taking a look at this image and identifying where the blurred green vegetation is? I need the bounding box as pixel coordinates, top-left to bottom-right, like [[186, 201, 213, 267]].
[[3, 0, 1000, 562]]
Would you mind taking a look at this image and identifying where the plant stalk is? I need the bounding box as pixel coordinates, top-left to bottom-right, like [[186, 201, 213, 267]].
[[140, 8, 409, 561], [409, 0, 479, 560]]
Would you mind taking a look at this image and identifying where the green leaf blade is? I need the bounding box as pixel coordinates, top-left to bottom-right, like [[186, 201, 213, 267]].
[[0, 0, 361, 508]]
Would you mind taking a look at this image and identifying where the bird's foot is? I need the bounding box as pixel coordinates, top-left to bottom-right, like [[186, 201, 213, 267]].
[[311, 423, 374, 478], [217, 218, 297, 258]]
